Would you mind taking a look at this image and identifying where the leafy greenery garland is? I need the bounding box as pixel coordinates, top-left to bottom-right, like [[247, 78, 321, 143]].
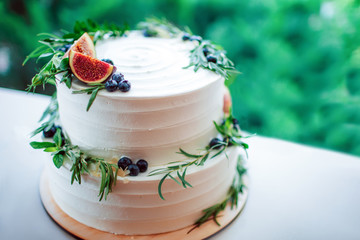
[[30, 94, 118, 201]]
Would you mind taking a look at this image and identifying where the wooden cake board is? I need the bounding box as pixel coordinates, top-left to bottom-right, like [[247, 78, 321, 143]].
[[39, 169, 248, 240]]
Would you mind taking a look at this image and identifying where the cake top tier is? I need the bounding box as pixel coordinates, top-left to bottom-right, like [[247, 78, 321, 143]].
[[70, 31, 221, 98]]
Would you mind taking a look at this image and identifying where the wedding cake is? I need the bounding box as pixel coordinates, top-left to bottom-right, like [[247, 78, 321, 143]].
[[29, 19, 247, 236]]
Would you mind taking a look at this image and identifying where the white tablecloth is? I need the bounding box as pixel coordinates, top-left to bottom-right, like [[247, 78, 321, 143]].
[[1, 87, 359, 240]]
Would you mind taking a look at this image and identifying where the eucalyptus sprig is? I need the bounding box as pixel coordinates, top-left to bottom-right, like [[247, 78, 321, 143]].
[[31, 92, 59, 137], [72, 83, 106, 111], [185, 40, 239, 80], [189, 155, 247, 232]]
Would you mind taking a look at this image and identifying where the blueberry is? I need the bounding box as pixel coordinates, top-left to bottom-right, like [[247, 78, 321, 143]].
[[101, 59, 114, 65], [223, 137, 233, 147], [220, 119, 226, 126], [233, 118, 240, 130], [209, 137, 223, 150], [207, 55, 217, 63], [128, 164, 140, 176], [112, 73, 124, 83], [118, 80, 131, 92], [190, 35, 202, 42], [43, 125, 57, 138], [105, 79, 118, 92], [58, 44, 72, 53], [136, 159, 148, 173], [203, 48, 210, 56], [182, 33, 191, 41], [118, 156, 132, 170]]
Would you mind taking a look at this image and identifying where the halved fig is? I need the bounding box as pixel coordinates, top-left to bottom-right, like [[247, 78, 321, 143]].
[[64, 32, 95, 58], [69, 50, 113, 84]]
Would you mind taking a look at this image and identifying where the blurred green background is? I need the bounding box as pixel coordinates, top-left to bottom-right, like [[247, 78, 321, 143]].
[[1, 0, 359, 156]]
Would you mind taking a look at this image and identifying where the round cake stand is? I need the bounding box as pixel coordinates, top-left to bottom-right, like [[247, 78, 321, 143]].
[[40, 169, 248, 240]]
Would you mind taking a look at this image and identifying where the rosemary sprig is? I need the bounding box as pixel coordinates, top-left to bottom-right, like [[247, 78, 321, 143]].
[[31, 92, 59, 137], [188, 155, 247, 232], [148, 144, 224, 200], [72, 83, 106, 111], [26, 53, 71, 93], [149, 112, 249, 200], [184, 40, 239, 80]]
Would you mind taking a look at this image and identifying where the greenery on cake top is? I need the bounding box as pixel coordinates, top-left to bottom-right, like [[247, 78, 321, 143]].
[[25, 18, 238, 109], [137, 17, 239, 80]]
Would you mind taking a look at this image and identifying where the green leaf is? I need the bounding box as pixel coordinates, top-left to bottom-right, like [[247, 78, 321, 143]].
[[53, 128, 62, 148], [44, 147, 58, 152], [178, 148, 202, 158], [59, 58, 69, 70], [158, 173, 169, 200], [30, 141, 56, 149], [53, 154, 64, 168], [86, 87, 103, 111]]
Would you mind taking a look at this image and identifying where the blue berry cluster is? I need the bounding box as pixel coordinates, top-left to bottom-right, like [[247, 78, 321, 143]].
[[118, 157, 148, 176], [101, 61, 131, 93], [182, 33, 217, 64]]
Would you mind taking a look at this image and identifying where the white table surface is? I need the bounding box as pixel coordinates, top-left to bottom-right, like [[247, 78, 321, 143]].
[[1, 87, 360, 240]]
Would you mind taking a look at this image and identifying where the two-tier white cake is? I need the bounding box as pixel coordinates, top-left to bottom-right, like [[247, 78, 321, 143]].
[[45, 31, 243, 235]]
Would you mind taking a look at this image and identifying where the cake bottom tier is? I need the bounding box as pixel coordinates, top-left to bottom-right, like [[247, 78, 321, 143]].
[[47, 147, 241, 235]]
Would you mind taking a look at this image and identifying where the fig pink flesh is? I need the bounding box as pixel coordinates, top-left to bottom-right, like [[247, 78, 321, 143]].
[[69, 50, 113, 83]]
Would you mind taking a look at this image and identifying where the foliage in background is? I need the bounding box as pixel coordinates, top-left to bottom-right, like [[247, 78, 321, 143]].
[[0, 0, 359, 156]]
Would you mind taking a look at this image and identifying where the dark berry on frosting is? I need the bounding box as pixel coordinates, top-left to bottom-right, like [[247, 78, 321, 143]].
[[233, 118, 240, 130], [206, 55, 217, 63], [209, 137, 223, 150], [136, 159, 148, 173], [105, 79, 118, 92], [190, 35, 202, 42], [128, 164, 140, 176], [112, 73, 125, 83], [223, 137, 233, 147], [118, 156, 132, 170], [101, 59, 114, 65], [182, 33, 191, 41], [43, 125, 57, 138], [118, 80, 131, 92], [202, 48, 210, 56]]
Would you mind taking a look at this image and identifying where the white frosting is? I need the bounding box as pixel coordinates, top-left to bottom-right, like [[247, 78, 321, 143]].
[[47, 147, 241, 235], [50, 32, 239, 235], [57, 32, 225, 166]]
